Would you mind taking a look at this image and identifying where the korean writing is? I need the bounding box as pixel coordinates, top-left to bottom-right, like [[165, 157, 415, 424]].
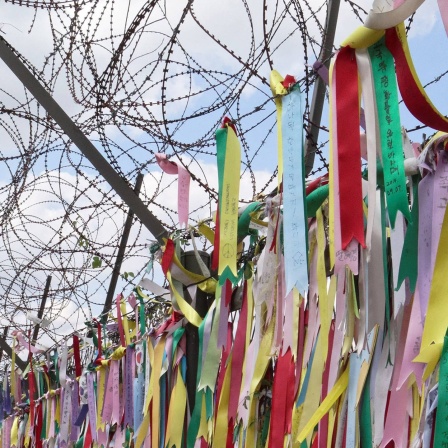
[[282, 88, 308, 294], [369, 39, 409, 226]]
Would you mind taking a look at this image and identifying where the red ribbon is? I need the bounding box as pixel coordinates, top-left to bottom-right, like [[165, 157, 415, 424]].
[[28, 368, 36, 440], [221, 116, 237, 135], [284, 351, 296, 434], [116, 294, 126, 347], [281, 74, 297, 88], [228, 280, 249, 420], [73, 334, 82, 378], [294, 300, 306, 398], [214, 323, 233, 417], [92, 319, 102, 360], [268, 348, 294, 447], [306, 174, 329, 195], [385, 27, 448, 133], [35, 402, 43, 448], [84, 422, 93, 448], [226, 418, 235, 448], [224, 279, 232, 307], [335, 46, 365, 249], [161, 238, 175, 275], [154, 311, 182, 337]]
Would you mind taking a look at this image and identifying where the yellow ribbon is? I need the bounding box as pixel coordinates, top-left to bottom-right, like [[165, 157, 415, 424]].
[[270, 70, 288, 187], [213, 354, 233, 447], [120, 298, 131, 347], [24, 414, 30, 448], [96, 366, 107, 430], [414, 342, 443, 381], [341, 26, 384, 49], [197, 393, 208, 441], [166, 270, 202, 327], [417, 192, 448, 362], [297, 363, 350, 443], [245, 274, 254, 351], [327, 410, 336, 448], [317, 206, 336, 362], [328, 58, 336, 268], [245, 395, 258, 447], [55, 394, 60, 428], [342, 270, 356, 358], [165, 370, 187, 448], [128, 320, 136, 340], [247, 308, 275, 424], [249, 215, 268, 228], [143, 339, 155, 415], [11, 416, 19, 447], [198, 222, 215, 245], [172, 252, 216, 294], [135, 412, 150, 447], [46, 396, 51, 440], [409, 383, 420, 443], [110, 346, 126, 361], [296, 336, 326, 445], [292, 403, 304, 443], [151, 336, 166, 448], [134, 286, 166, 304], [218, 125, 241, 278]]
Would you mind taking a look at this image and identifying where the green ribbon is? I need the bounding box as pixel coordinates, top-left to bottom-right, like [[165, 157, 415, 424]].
[[172, 327, 185, 359], [205, 387, 213, 420], [369, 38, 410, 228], [53, 349, 59, 387], [216, 126, 240, 285], [41, 402, 47, 440], [125, 426, 132, 446], [306, 184, 329, 218], [39, 371, 44, 397], [396, 175, 420, 293], [135, 289, 146, 335], [216, 127, 227, 204], [434, 334, 448, 446], [237, 202, 262, 241], [260, 406, 271, 448], [360, 374, 372, 448], [187, 313, 206, 448]]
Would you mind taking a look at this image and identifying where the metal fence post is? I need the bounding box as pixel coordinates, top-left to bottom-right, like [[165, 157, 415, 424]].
[[181, 250, 212, 413]]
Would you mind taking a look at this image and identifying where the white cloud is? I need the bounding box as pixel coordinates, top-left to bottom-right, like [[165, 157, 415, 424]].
[[408, 0, 439, 38]]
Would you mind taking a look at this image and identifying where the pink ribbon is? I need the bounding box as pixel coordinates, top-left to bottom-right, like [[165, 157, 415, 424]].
[[102, 364, 114, 425], [438, 0, 448, 36], [12, 331, 44, 354], [155, 153, 190, 227], [87, 372, 97, 442], [111, 360, 121, 425]]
